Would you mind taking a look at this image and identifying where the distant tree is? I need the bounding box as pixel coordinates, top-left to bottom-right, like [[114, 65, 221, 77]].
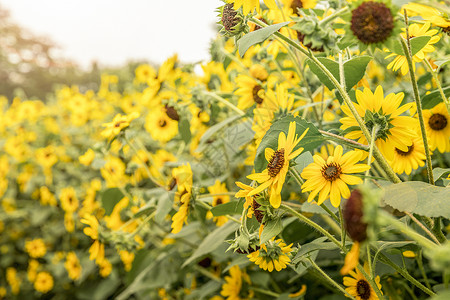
[[0, 5, 100, 101]]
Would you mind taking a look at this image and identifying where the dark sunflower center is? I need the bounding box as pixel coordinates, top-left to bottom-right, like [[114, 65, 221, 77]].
[[159, 120, 167, 128], [252, 198, 264, 224], [395, 144, 414, 156], [267, 148, 285, 177], [356, 279, 371, 300], [216, 197, 223, 205], [252, 85, 264, 104], [321, 162, 342, 181], [114, 121, 125, 128], [222, 3, 238, 31], [350, 1, 394, 44], [290, 0, 303, 15], [165, 104, 180, 121], [428, 113, 448, 131]]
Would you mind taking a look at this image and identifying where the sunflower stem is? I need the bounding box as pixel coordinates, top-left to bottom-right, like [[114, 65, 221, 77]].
[[338, 52, 346, 91], [281, 204, 342, 250], [320, 204, 340, 224], [400, 11, 434, 185], [376, 251, 436, 296], [203, 91, 246, 116], [318, 6, 349, 26], [404, 211, 441, 245], [308, 258, 357, 300], [423, 57, 450, 114], [318, 130, 370, 151], [339, 206, 346, 249], [252, 287, 280, 298], [365, 125, 379, 184], [356, 265, 385, 300]]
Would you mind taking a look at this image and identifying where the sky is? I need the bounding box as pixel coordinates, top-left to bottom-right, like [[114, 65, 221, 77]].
[[1, 0, 223, 68]]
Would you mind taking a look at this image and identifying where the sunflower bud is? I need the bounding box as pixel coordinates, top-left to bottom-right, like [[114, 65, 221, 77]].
[[218, 3, 248, 39], [343, 189, 367, 242], [291, 10, 337, 53], [227, 229, 260, 254]]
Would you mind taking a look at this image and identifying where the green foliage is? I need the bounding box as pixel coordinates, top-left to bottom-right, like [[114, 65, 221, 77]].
[[254, 115, 324, 172], [383, 181, 450, 218], [238, 22, 290, 56]]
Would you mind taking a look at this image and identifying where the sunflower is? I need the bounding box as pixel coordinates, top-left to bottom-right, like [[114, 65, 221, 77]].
[[101, 112, 139, 140], [228, 0, 277, 15], [64, 252, 82, 281], [59, 187, 79, 213], [235, 181, 256, 217], [25, 239, 47, 258], [207, 180, 230, 226], [281, 0, 317, 16], [385, 22, 440, 75], [34, 272, 54, 294], [423, 102, 450, 153], [343, 264, 383, 300], [220, 265, 254, 300], [402, 3, 450, 32], [235, 74, 266, 111], [339, 86, 417, 161], [171, 164, 193, 234], [389, 133, 426, 175], [80, 214, 105, 264], [301, 145, 370, 207], [145, 107, 178, 143], [247, 121, 309, 208], [247, 238, 292, 272]]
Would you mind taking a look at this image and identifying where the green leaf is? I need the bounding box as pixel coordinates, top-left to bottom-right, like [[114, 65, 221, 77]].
[[199, 115, 242, 145], [254, 115, 324, 172], [293, 151, 314, 174], [185, 281, 221, 300], [383, 181, 450, 218], [238, 22, 290, 57], [155, 191, 173, 223], [292, 237, 339, 264], [429, 289, 450, 300], [306, 56, 372, 91], [179, 119, 191, 144], [101, 188, 124, 215], [422, 86, 450, 109], [433, 168, 450, 182], [260, 217, 283, 245], [387, 36, 431, 56], [182, 221, 239, 267], [301, 200, 338, 214], [211, 200, 244, 217]]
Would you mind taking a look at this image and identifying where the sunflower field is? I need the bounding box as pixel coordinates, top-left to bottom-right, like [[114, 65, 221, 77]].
[[1, 0, 450, 299]]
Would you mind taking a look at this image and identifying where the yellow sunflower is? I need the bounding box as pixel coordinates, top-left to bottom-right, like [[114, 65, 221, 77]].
[[281, 0, 317, 15], [80, 214, 105, 264], [64, 252, 82, 281], [340, 86, 417, 161], [235, 181, 256, 217], [389, 133, 426, 175], [247, 238, 292, 272], [423, 102, 450, 153], [171, 164, 193, 234], [301, 145, 370, 207], [145, 107, 178, 143], [247, 121, 309, 208], [220, 265, 253, 300], [228, 0, 277, 15], [385, 22, 440, 75], [207, 180, 230, 226], [34, 272, 53, 294], [101, 112, 139, 140], [235, 74, 266, 111], [403, 3, 450, 31], [343, 264, 383, 300]]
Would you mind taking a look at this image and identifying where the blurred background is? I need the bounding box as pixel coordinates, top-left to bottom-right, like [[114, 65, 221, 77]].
[[0, 0, 222, 100]]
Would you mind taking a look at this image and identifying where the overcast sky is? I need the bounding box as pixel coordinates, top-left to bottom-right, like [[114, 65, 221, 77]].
[[1, 0, 223, 68]]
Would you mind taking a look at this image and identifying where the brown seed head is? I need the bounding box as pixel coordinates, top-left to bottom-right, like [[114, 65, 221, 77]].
[[351, 1, 394, 44], [343, 189, 368, 242]]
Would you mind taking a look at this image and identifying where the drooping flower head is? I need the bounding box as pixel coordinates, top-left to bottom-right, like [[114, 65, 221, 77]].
[[247, 121, 309, 208], [340, 86, 417, 161], [301, 145, 370, 207], [247, 238, 292, 272]]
